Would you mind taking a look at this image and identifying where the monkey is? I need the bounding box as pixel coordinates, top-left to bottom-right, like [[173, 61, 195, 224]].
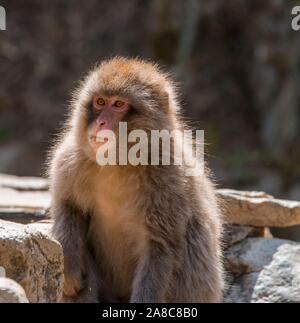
[[48, 57, 224, 303]]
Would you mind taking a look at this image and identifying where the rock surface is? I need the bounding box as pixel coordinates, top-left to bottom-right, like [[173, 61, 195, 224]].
[[218, 189, 300, 227], [218, 190, 300, 303], [0, 219, 63, 303], [226, 243, 300, 303], [251, 244, 300, 303], [225, 238, 296, 274], [0, 278, 29, 303]]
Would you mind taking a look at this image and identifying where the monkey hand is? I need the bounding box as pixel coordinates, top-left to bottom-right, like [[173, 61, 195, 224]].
[[63, 261, 86, 297]]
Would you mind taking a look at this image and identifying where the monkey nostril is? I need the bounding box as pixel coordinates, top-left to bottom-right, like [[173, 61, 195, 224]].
[[98, 120, 106, 127]]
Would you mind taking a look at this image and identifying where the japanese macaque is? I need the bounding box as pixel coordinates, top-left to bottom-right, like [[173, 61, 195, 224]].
[[48, 57, 224, 303]]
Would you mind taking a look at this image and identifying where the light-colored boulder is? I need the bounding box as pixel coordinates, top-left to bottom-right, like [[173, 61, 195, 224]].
[[0, 278, 29, 303], [226, 244, 300, 303], [27, 220, 53, 236], [218, 189, 300, 227], [225, 237, 297, 274], [0, 219, 63, 303], [251, 244, 300, 303]]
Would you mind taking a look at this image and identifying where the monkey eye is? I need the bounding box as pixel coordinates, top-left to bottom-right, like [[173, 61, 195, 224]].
[[114, 100, 125, 108], [94, 97, 106, 106]]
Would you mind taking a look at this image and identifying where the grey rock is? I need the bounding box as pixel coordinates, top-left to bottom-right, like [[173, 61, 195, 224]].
[[0, 278, 29, 303], [251, 244, 300, 303], [226, 243, 300, 303], [225, 237, 296, 274]]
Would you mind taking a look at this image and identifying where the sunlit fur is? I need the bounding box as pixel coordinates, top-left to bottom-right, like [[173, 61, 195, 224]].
[[48, 57, 224, 303]]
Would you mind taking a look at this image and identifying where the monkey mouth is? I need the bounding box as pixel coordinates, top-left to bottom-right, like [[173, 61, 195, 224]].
[[89, 135, 109, 144]]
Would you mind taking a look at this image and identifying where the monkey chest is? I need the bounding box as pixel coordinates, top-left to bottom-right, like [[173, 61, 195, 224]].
[[92, 192, 147, 256], [88, 190, 147, 296]]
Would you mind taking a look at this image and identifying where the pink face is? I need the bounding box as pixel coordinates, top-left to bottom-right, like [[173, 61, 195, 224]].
[[88, 96, 130, 150]]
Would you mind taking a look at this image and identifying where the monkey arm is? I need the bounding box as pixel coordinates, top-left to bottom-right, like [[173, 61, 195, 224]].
[[130, 239, 180, 303], [51, 201, 89, 298], [130, 200, 184, 303], [129, 169, 188, 303]]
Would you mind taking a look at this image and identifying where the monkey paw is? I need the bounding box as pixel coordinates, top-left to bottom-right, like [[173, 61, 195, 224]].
[[63, 270, 86, 297]]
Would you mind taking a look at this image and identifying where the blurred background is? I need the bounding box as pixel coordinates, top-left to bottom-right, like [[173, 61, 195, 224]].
[[0, 0, 299, 200]]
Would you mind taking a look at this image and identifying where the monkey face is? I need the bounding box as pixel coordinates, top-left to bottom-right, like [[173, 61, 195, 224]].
[[87, 95, 130, 151], [73, 58, 178, 161]]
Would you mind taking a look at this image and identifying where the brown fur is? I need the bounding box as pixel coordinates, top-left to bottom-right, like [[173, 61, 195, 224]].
[[48, 57, 224, 303]]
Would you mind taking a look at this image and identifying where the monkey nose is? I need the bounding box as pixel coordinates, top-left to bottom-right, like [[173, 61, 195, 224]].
[[96, 119, 106, 127]]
